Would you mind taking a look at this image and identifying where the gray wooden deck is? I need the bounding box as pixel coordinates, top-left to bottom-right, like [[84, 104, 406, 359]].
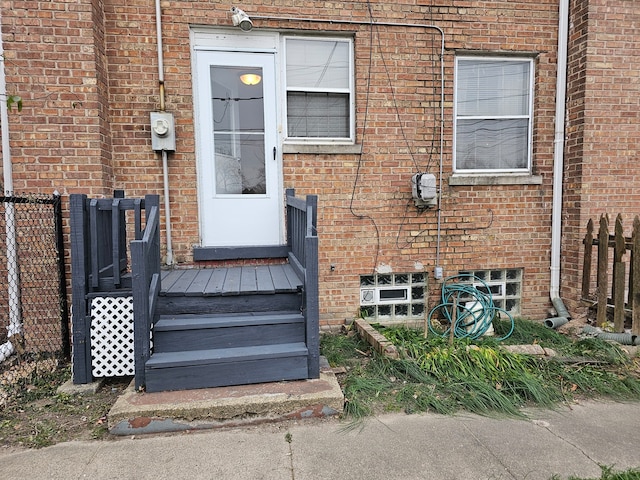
[[160, 265, 303, 297]]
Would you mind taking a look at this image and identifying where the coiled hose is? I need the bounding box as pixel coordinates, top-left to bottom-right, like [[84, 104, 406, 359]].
[[427, 274, 515, 341]]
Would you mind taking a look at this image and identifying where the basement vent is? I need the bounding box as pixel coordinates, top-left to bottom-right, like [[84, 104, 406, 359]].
[[359, 273, 426, 325]]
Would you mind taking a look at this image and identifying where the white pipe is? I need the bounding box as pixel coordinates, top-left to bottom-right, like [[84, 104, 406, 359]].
[[0, 7, 21, 362], [549, 0, 570, 319], [154, 0, 173, 265]]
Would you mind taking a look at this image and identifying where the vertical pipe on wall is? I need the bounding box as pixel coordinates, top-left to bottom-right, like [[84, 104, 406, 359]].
[[0, 8, 22, 362], [549, 0, 571, 321]]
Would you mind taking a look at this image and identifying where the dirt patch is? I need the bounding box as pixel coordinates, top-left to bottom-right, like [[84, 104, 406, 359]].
[[0, 359, 129, 450]]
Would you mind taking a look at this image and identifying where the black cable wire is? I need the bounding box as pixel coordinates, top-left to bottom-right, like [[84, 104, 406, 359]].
[[347, 0, 380, 274]]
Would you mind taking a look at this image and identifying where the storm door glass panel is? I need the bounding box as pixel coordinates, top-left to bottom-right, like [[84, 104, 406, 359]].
[[211, 66, 266, 194]]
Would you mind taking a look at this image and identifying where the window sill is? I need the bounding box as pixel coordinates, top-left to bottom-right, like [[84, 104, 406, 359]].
[[282, 143, 362, 155], [448, 174, 543, 186]]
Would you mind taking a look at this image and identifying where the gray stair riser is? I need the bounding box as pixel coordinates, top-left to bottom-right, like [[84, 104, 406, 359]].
[[153, 322, 305, 352], [157, 292, 301, 316], [144, 356, 309, 392]]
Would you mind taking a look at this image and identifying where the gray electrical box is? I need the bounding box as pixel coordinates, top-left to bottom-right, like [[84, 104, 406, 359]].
[[150, 112, 176, 152], [411, 172, 437, 208]]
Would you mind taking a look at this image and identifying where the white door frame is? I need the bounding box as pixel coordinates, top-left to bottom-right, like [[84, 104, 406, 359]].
[[192, 29, 283, 247]]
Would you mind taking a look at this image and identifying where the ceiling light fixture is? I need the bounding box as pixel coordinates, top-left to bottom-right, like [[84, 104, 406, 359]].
[[231, 7, 253, 32], [239, 73, 262, 86]]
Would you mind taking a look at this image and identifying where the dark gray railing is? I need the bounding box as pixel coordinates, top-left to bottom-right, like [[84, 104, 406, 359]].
[[130, 202, 161, 390], [286, 189, 320, 378], [70, 192, 160, 384]]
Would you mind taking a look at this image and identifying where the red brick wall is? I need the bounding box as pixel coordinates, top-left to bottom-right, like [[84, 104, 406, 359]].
[[2, 0, 571, 326], [1, 0, 114, 196], [563, 0, 640, 314]]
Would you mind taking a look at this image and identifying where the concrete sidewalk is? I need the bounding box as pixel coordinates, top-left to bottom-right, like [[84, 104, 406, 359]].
[[1, 400, 638, 480]]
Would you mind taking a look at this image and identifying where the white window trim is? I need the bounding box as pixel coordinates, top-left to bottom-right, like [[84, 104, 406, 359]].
[[453, 55, 535, 175], [282, 35, 356, 145]]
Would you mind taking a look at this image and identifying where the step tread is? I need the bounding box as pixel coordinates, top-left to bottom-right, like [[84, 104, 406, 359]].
[[146, 342, 308, 369], [160, 265, 302, 297], [154, 311, 304, 331]]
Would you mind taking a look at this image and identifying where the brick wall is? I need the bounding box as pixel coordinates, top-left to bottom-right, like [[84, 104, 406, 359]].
[[563, 0, 640, 314], [1, 0, 114, 196], [1, 0, 585, 326]]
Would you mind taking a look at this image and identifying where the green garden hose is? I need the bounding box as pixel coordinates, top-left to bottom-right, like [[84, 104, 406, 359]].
[[427, 274, 514, 341]]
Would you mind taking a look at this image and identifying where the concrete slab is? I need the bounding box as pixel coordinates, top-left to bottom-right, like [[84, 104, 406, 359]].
[[57, 378, 104, 395], [108, 369, 344, 435], [1, 400, 638, 480]]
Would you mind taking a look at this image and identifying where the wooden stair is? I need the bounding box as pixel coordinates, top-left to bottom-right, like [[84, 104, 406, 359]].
[[143, 266, 309, 393]]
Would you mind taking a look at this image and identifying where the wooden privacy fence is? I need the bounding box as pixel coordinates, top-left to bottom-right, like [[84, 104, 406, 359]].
[[581, 214, 640, 335]]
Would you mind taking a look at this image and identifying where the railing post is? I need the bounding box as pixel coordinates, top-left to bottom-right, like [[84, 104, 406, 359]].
[[131, 238, 148, 391], [70, 194, 92, 384], [304, 194, 319, 379], [131, 195, 161, 391], [286, 188, 295, 249]]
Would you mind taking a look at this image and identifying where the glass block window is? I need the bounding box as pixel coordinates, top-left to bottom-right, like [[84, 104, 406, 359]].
[[457, 268, 523, 316], [359, 273, 427, 324]]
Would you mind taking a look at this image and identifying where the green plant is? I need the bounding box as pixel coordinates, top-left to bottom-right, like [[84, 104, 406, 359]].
[[20, 419, 59, 448], [551, 465, 640, 480], [321, 319, 640, 423], [6, 94, 22, 112]]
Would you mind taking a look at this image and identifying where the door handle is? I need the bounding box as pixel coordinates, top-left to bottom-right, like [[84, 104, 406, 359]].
[[273, 146, 276, 161]]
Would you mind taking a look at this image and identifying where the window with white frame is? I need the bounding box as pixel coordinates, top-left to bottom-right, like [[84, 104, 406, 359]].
[[284, 37, 354, 142], [454, 56, 534, 173]]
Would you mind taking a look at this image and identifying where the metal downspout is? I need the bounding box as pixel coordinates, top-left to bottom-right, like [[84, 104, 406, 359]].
[[547, 0, 571, 326], [155, 0, 173, 266], [0, 8, 22, 361]]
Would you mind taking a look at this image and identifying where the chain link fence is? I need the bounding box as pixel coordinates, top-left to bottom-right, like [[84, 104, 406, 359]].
[[0, 194, 70, 379]]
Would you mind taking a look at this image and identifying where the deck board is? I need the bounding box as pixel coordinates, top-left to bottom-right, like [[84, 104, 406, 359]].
[[185, 269, 213, 296], [240, 266, 258, 294], [255, 265, 275, 294], [161, 264, 302, 296], [203, 268, 227, 295], [221, 267, 241, 296]]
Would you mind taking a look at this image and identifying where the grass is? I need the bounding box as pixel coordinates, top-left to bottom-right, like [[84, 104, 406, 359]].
[[552, 465, 640, 480], [320, 318, 640, 423]]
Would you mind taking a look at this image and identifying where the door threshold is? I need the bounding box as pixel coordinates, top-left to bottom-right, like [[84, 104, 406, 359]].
[[193, 245, 290, 261]]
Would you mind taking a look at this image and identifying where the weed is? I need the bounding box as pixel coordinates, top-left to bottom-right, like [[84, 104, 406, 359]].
[[321, 318, 640, 422], [551, 465, 640, 480]]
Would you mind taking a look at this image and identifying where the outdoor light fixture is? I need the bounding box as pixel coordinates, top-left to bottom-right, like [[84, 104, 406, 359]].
[[231, 7, 253, 31], [239, 73, 261, 85]]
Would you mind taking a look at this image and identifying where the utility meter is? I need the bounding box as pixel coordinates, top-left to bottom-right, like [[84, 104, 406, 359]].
[[150, 112, 176, 151], [411, 172, 437, 208]]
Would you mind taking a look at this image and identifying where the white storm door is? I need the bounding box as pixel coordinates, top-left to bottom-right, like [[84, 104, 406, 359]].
[[196, 51, 282, 246]]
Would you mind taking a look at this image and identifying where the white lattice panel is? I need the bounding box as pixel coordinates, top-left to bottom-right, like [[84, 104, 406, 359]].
[[90, 296, 134, 377]]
